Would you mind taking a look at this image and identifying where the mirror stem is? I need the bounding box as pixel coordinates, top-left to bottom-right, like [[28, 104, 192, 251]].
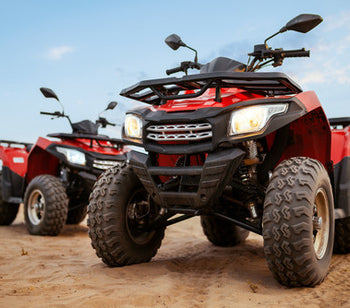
[[264, 31, 280, 45], [186, 45, 198, 63]]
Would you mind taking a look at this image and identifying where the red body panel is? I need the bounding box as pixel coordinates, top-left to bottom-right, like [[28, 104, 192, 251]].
[[0, 144, 28, 177], [155, 88, 265, 112], [331, 125, 350, 165], [34, 136, 125, 156]]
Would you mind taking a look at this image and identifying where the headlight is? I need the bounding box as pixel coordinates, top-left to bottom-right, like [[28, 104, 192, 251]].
[[124, 114, 143, 140], [228, 103, 288, 136], [56, 147, 86, 166]]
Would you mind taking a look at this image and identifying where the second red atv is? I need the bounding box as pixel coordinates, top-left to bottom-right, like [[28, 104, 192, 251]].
[[0, 88, 127, 235]]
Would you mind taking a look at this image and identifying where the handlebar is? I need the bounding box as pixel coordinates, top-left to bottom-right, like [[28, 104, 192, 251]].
[[166, 66, 184, 75], [247, 46, 310, 71], [166, 61, 202, 75], [282, 49, 310, 58], [40, 111, 64, 117], [96, 117, 116, 127]]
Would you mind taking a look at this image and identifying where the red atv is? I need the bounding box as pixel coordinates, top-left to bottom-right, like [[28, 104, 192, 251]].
[[88, 14, 349, 287], [0, 87, 127, 236]]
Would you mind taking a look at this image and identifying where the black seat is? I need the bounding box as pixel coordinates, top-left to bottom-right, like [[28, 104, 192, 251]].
[[200, 57, 246, 73]]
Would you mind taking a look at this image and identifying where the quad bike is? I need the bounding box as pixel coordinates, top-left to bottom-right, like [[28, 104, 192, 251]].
[[0, 87, 127, 236], [88, 14, 350, 287]]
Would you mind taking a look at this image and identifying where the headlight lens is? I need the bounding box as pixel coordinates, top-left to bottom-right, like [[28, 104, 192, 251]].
[[124, 114, 143, 139], [56, 147, 86, 166], [228, 103, 288, 136]]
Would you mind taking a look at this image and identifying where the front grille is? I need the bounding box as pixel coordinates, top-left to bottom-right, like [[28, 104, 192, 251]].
[[147, 123, 212, 141], [92, 160, 121, 170]]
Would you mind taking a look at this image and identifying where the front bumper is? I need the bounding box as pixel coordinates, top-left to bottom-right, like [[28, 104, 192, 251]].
[[128, 148, 245, 209]]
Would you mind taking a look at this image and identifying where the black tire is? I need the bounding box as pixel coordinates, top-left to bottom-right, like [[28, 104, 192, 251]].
[[263, 157, 334, 287], [88, 163, 165, 267], [24, 175, 68, 236], [200, 215, 249, 246], [334, 216, 350, 254], [0, 171, 19, 225], [66, 199, 88, 225]]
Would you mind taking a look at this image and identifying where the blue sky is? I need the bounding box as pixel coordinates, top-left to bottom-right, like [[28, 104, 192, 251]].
[[1, 0, 349, 142]]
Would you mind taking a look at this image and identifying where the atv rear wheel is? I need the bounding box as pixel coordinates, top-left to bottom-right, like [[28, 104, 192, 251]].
[[333, 216, 350, 254], [88, 163, 165, 267], [24, 175, 68, 236], [66, 198, 88, 225], [200, 215, 249, 246], [0, 171, 19, 225], [263, 157, 334, 287]]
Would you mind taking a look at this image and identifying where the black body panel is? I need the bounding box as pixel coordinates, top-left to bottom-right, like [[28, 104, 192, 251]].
[[46, 143, 126, 175], [1, 166, 25, 204], [129, 149, 245, 209], [124, 96, 306, 155]]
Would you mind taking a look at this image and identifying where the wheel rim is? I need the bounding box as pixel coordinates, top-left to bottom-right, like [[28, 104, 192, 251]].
[[313, 188, 330, 260], [125, 188, 156, 245], [27, 189, 45, 225]]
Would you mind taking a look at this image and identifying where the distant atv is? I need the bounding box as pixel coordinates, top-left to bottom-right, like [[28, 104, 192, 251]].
[[329, 117, 350, 254], [88, 14, 350, 287], [0, 88, 127, 236]]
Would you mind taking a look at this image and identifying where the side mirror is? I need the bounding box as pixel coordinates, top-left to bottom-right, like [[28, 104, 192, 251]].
[[165, 34, 199, 63], [40, 87, 59, 101], [165, 34, 186, 50], [106, 101, 117, 110], [281, 14, 323, 33], [264, 13, 323, 44]]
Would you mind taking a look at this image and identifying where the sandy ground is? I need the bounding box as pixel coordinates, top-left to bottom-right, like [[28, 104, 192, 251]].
[[0, 205, 349, 308]]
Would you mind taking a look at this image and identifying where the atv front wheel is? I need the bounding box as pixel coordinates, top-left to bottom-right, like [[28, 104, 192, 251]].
[[24, 175, 68, 235], [333, 216, 350, 254], [263, 157, 334, 287], [200, 215, 249, 246], [0, 171, 19, 225], [88, 163, 165, 267]]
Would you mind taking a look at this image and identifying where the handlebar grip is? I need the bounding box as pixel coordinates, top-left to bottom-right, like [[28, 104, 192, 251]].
[[40, 111, 55, 115], [166, 66, 183, 75], [283, 50, 310, 58]]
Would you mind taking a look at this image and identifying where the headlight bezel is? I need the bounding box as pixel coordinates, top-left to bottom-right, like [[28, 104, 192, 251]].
[[56, 146, 86, 166], [228, 103, 288, 137], [124, 113, 143, 141]]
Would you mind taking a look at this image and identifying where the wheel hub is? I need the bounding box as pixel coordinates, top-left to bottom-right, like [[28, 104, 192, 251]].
[[313, 188, 329, 260], [126, 189, 156, 245], [27, 189, 45, 225]]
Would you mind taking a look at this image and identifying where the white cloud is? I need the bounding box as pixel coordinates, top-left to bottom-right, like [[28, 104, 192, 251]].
[[289, 11, 350, 89], [46, 46, 75, 60]]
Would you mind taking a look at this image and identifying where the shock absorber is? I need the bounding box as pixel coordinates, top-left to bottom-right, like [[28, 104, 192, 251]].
[[241, 140, 259, 219]]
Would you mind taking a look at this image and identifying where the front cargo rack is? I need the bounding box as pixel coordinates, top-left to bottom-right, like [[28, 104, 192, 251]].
[[120, 71, 302, 105]]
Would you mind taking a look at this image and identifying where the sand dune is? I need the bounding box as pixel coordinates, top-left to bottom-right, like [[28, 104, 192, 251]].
[[0, 205, 349, 307]]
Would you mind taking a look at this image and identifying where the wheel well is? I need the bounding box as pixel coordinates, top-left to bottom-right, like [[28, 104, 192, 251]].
[[273, 108, 331, 172], [26, 146, 60, 183]]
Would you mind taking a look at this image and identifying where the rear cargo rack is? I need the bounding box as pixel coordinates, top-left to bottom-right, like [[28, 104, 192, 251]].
[[0, 140, 32, 148], [47, 133, 124, 149], [329, 117, 350, 128], [120, 71, 302, 105]]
